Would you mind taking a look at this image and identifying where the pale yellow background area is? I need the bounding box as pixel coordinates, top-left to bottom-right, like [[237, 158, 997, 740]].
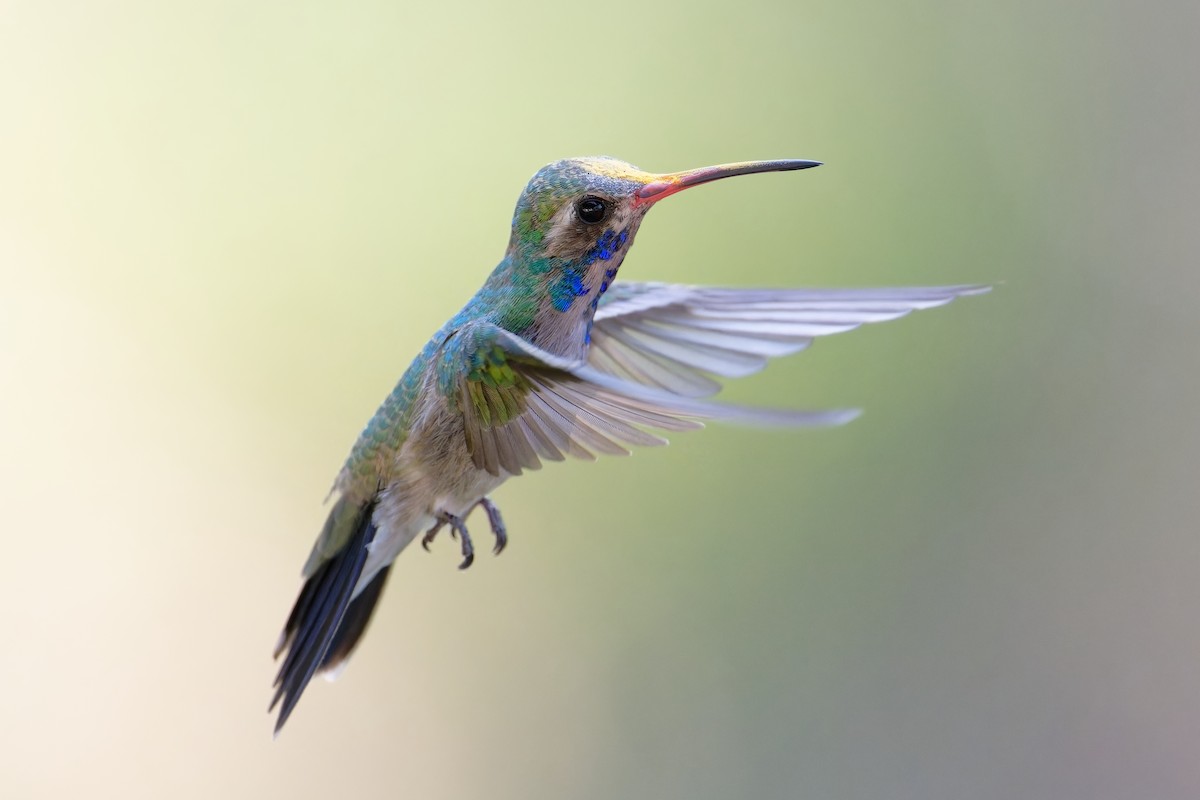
[[2, 1, 1198, 798]]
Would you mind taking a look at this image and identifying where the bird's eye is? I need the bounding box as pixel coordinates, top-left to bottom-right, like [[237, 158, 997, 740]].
[[577, 196, 608, 225]]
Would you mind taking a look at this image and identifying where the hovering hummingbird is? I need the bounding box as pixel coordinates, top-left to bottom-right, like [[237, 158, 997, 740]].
[[270, 156, 988, 732]]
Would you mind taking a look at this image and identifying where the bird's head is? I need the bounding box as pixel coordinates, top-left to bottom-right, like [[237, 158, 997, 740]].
[[508, 156, 821, 265], [491, 156, 819, 357]]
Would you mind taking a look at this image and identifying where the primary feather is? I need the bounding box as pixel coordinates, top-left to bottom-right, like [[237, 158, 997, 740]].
[[590, 283, 990, 396]]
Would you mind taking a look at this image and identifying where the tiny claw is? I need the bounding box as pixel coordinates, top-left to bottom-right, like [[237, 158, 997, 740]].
[[477, 497, 508, 556], [421, 521, 443, 552], [442, 514, 474, 570]]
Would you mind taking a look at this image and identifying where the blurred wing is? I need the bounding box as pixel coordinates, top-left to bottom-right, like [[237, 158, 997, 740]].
[[456, 324, 858, 478], [590, 283, 991, 397]]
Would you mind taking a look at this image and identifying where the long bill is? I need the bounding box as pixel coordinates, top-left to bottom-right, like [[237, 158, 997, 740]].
[[632, 159, 821, 207]]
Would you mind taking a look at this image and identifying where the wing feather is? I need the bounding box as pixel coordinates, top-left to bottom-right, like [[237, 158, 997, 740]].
[[591, 283, 989, 396], [590, 331, 723, 397], [456, 324, 863, 477]]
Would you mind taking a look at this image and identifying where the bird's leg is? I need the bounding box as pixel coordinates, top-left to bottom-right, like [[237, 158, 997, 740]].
[[422, 512, 475, 570], [420, 498, 507, 569], [476, 497, 508, 555]]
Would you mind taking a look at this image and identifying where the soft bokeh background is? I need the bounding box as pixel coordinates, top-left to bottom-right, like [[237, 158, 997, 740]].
[[2, 1, 1198, 798]]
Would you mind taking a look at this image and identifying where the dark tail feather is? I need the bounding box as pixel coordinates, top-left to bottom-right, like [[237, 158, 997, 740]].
[[319, 564, 392, 673], [270, 499, 377, 735]]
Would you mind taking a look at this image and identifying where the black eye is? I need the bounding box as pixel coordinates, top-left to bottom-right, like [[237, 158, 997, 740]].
[[577, 196, 608, 225]]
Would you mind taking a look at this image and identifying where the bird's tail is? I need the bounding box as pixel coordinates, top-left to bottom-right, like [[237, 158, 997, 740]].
[[270, 496, 390, 734]]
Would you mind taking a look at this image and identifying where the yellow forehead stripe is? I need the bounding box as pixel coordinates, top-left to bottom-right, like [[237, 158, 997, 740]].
[[575, 158, 657, 184]]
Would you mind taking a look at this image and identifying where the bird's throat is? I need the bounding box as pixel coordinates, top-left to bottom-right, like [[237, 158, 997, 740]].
[[523, 239, 631, 361]]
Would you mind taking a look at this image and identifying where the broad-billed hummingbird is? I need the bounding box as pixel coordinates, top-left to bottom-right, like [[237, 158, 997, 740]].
[[270, 156, 988, 732]]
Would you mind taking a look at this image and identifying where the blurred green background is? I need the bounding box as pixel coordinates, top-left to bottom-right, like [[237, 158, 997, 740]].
[[3, 1, 1198, 798]]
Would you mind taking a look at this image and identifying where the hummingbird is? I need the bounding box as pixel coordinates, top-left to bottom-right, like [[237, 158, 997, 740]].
[[270, 156, 988, 733]]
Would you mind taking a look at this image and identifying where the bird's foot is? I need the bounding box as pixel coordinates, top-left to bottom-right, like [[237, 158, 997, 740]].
[[421, 497, 508, 570], [422, 512, 474, 569], [477, 497, 508, 555]]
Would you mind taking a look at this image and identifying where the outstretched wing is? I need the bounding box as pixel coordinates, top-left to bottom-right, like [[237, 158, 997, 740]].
[[450, 323, 859, 478], [589, 283, 990, 397]]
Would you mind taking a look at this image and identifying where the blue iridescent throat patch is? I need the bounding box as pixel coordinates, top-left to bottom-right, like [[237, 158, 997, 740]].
[[549, 228, 629, 313]]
